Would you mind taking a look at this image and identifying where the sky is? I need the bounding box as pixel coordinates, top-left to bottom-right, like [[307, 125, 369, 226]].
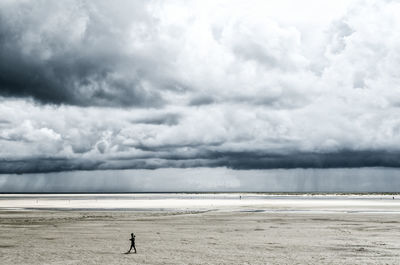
[[1, 0, 400, 191], [1, 168, 400, 193]]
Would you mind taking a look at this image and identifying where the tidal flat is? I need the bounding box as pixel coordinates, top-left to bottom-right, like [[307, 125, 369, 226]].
[[0, 194, 399, 264]]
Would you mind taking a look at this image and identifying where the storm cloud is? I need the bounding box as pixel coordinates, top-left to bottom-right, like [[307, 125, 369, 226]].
[[1, 0, 400, 174], [0, 0, 166, 107]]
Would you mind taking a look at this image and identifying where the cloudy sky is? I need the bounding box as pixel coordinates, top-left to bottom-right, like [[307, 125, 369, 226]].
[[1, 0, 400, 191]]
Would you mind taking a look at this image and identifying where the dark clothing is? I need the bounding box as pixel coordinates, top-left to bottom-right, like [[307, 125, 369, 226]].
[[128, 235, 136, 253]]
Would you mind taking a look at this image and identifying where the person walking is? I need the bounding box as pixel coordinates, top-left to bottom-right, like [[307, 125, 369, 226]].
[[128, 233, 137, 253]]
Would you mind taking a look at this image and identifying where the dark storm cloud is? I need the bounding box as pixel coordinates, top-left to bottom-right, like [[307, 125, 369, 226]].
[[108, 150, 400, 171], [1, 150, 400, 174], [0, 1, 165, 107], [0, 47, 165, 107], [215, 150, 400, 169], [0, 157, 102, 174]]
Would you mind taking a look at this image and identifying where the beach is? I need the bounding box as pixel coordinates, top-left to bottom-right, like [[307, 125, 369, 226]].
[[1, 194, 400, 264]]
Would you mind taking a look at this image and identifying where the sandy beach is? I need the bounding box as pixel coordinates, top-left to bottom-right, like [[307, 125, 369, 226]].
[[1, 194, 400, 264]]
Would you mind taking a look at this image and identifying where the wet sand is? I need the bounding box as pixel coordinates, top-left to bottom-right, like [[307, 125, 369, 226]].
[[1, 194, 400, 264]]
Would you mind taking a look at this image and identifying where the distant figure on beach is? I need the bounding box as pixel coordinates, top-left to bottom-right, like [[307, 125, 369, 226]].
[[128, 233, 137, 253]]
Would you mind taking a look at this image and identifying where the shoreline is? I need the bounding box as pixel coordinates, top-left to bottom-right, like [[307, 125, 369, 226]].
[[1, 194, 399, 213]]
